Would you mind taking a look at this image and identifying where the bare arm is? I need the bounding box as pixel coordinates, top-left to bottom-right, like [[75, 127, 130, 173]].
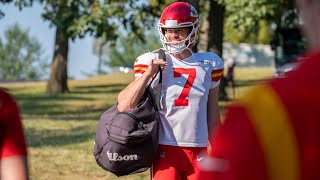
[[0, 91, 29, 180], [117, 59, 167, 112], [207, 86, 221, 137], [0, 156, 29, 180]]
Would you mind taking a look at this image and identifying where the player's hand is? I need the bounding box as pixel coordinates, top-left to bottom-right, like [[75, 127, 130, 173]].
[[145, 59, 168, 78]]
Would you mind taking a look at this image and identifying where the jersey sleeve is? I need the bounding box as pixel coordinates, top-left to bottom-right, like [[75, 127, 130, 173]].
[[197, 105, 268, 180], [0, 91, 27, 158], [210, 53, 224, 89], [133, 52, 158, 78]]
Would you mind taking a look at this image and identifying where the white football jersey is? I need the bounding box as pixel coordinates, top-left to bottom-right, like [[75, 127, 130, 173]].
[[134, 51, 224, 147]]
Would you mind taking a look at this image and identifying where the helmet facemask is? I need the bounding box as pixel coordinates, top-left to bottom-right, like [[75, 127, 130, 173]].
[[158, 21, 199, 54]]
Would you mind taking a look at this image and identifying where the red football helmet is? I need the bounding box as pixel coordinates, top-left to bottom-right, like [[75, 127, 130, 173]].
[[158, 2, 200, 54]]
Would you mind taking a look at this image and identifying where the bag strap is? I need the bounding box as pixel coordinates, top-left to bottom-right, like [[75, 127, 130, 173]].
[[146, 48, 166, 111], [155, 49, 166, 110]]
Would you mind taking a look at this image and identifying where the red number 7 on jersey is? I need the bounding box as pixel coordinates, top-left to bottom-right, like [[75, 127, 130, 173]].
[[173, 68, 196, 106]]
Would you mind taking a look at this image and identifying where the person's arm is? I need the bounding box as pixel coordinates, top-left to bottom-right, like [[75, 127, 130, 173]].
[[207, 53, 224, 136], [207, 86, 221, 137], [117, 59, 167, 112], [198, 105, 268, 180], [1, 156, 29, 180], [0, 91, 29, 180]]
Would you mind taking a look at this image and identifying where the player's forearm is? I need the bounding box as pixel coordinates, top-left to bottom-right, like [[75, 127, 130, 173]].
[[0, 156, 29, 180], [207, 87, 221, 137], [117, 73, 152, 111], [208, 108, 221, 137]]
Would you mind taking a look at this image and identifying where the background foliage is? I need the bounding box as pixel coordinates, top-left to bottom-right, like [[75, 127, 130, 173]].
[[219, 0, 295, 44], [102, 32, 161, 68], [0, 23, 48, 80]]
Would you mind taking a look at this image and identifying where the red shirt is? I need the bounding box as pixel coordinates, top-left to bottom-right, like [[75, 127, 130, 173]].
[[198, 51, 320, 180], [0, 89, 27, 158]]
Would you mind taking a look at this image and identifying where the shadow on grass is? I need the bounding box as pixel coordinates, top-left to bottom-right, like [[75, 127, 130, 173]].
[[21, 102, 116, 121], [71, 83, 127, 94], [13, 83, 127, 119], [26, 126, 96, 148], [39, 104, 115, 121], [17, 95, 93, 117], [15, 93, 93, 101], [73, 84, 127, 89]]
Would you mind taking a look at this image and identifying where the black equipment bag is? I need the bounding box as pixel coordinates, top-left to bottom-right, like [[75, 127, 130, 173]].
[[93, 49, 166, 177]]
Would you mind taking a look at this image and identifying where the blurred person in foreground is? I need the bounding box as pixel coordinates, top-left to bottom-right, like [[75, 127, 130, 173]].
[[197, 0, 320, 179], [117, 2, 224, 179], [0, 88, 29, 180]]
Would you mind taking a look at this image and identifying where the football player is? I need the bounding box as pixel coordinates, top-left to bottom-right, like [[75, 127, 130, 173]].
[[117, 2, 224, 179]]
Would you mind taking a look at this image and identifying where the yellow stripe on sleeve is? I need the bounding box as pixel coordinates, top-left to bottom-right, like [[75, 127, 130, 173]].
[[212, 72, 223, 77], [240, 85, 300, 180], [134, 67, 147, 71]]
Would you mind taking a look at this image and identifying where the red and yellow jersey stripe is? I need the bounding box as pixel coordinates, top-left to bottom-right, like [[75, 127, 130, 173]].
[[241, 85, 300, 180], [134, 64, 148, 74], [211, 69, 224, 82], [200, 84, 300, 180]]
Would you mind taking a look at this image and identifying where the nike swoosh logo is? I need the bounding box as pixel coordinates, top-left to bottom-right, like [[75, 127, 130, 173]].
[[197, 157, 204, 161]]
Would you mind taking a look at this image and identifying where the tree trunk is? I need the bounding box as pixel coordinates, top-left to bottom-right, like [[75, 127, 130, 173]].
[[97, 43, 103, 75], [207, 1, 228, 101], [46, 28, 69, 94], [198, 11, 209, 52], [207, 1, 224, 56]]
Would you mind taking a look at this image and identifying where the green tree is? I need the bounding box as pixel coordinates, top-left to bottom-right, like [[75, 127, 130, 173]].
[[224, 19, 273, 44], [103, 32, 161, 68], [0, 0, 33, 19], [219, 0, 295, 38], [36, 0, 163, 94], [0, 23, 48, 80], [92, 33, 110, 75], [202, 0, 295, 100], [41, 0, 116, 94], [258, 19, 273, 44]]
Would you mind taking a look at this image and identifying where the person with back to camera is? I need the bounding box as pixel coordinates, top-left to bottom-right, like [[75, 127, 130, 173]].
[[197, 0, 320, 179], [0, 88, 29, 180], [117, 2, 224, 180]]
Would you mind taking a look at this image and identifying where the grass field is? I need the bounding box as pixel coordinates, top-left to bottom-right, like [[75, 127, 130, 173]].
[[2, 67, 274, 180]]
